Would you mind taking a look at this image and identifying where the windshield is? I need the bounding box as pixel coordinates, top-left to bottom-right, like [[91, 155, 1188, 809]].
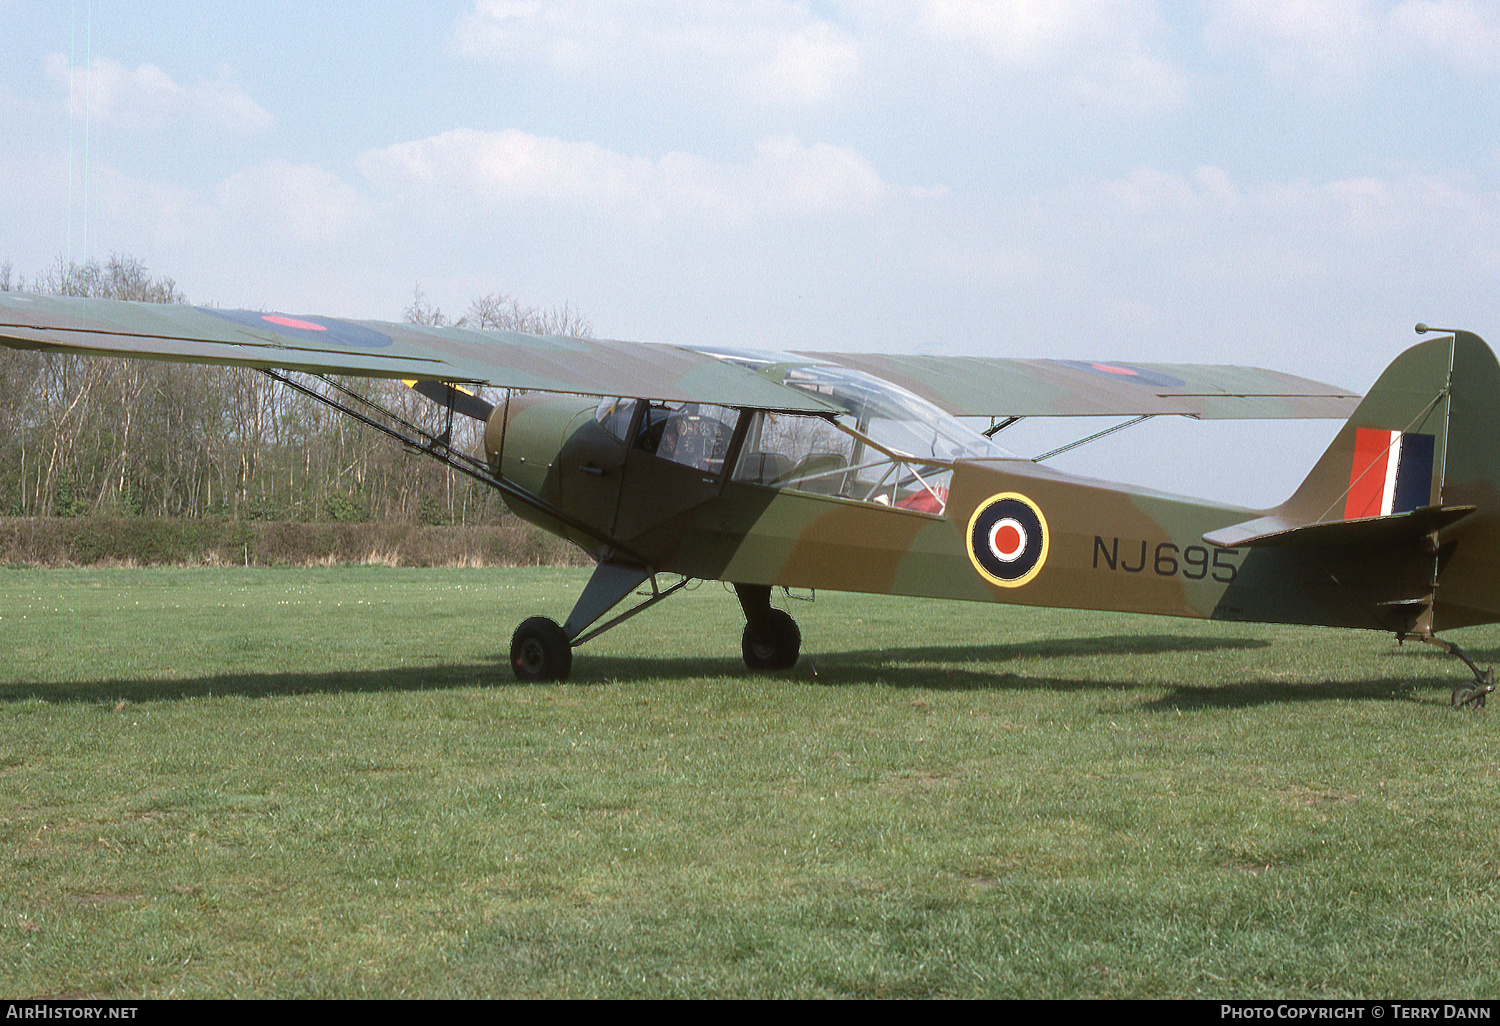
[[730, 366, 1018, 513]]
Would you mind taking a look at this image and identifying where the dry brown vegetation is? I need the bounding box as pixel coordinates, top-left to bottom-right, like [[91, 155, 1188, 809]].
[[0, 516, 589, 568]]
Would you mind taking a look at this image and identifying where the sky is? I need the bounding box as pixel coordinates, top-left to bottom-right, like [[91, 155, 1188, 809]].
[[2, 1, 1497, 506]]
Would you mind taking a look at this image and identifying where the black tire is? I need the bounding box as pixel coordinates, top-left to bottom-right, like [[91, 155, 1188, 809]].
[[511, 617, 573, 682], [742, 608, 800, 671]]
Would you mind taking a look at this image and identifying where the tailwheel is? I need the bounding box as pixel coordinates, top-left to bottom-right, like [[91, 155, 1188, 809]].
[[742, 608, 801, 671], [511, 616, 573, 682], [1452, 681, 1493, 711], [1404, 633, 1495, 711]]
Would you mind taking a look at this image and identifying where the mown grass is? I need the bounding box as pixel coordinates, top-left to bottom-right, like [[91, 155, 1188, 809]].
[[1, 566, 1497, 998]]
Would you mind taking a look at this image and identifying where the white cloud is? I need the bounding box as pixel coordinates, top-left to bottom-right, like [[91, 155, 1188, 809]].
[[1206, 0, 1500, 82], [1390, 0, 1500, 65], [454, 1, 1187, 117], [453, 0, 859, 106], [215, 161, 368, 245], [358, 129, 900, 223], [43, 54, 274, 132], [1068, 49, 1188, 113], [1097, 162, 1498, 243], [360, 129, 655, 210], [850, 0, 1187, 111], [755, 19, 861, 105], [0, 145, 215, 258], [751, 134, 892, 213], [919, 0, 1095, 63], [1104, 164, 1223, 214], [1205, 0, 1377, 80]]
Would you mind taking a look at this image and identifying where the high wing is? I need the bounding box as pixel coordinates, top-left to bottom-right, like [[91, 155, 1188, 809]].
[[0, 293, 835, 414], [0, 292, 1358, 419], [794, 352, 1360, 419]]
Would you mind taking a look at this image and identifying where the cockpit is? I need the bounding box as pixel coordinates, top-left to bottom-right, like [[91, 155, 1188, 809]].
[[594, 397, 738, 474], [592, 358, 1017, 516], [731, 363, 1017, 513]]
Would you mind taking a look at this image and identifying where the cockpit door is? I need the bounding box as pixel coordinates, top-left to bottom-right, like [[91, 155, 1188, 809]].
[[613, 402, 744, 540], [555, 398, 634, 540]]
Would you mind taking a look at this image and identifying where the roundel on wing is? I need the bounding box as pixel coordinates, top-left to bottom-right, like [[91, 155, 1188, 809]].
[[966, 492, 1049, 588], [201, 308, 395, 350], [1056, 360, 1186, 390]]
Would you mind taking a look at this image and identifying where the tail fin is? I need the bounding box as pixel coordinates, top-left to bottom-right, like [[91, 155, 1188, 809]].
[[1280, 331, 1462, 527], [1205, 329, 1500, 630]]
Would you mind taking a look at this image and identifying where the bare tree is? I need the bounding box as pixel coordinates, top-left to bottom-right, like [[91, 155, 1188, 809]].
[[403, 285, 450, 326], [33, 254, 185, 303], [1, 263, 595, 522], [460, 291, 593, 338], [402, 282, 594, 337]]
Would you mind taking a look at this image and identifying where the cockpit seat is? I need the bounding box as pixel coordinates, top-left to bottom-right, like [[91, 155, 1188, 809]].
[[780, 452, 848, 496], [737, 451, 792, 486]]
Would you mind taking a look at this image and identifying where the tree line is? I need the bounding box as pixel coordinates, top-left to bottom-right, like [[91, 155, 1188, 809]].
[[0, 255, 591, 525]]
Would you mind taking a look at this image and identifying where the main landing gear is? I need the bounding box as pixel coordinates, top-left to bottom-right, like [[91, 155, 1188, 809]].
[[510, 616, 572, 682], [1399, 633, 1496, 710], [735, 583, 801, 671], [507, 563, 802, 682]]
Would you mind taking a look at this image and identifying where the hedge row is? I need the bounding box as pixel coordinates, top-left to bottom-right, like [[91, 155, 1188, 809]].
[[0, 517, 590, 568]]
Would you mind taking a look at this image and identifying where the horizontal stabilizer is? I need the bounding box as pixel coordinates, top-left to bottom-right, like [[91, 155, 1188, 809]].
[[1203, 504, 1476, 549]]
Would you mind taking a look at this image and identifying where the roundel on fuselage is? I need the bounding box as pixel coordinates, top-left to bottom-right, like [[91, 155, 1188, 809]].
[[966, 492, 1049, 588]]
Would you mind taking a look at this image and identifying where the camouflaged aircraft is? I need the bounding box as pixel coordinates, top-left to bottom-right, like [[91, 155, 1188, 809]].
[[1, 291, 1494, 706]]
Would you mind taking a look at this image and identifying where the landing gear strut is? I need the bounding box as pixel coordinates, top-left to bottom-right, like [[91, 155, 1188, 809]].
[[1446, 645, 1495, 710], [1453, 680, 1493, 710], [1401, 633, 1495, 710]]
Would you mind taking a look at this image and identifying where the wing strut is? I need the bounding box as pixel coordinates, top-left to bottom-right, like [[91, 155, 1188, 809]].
[[262, 369, 649, 564], [983, 415, 1021, 438], [1031, 414, 1158, 462]]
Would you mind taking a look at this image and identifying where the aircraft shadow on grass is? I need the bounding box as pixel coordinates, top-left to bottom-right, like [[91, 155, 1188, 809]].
[[2, 632, 1469, 709], [583, 633, 1272, 690]]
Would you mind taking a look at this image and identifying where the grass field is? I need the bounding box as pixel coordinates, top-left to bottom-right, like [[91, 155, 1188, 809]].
[[2, 565, 1497, 999]]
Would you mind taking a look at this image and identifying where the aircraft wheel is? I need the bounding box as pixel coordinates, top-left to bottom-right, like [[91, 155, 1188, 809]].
[[742, 609, 801, 671], [511, 617, 573, 682]]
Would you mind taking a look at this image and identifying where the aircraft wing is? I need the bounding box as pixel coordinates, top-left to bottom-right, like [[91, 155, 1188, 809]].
[[0, 293, 837, 414], [0, 292, 1358, 419], [798, 352, 1360, 419]]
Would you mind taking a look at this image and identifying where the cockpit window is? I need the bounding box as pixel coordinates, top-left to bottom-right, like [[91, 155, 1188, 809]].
[[734, 412, 851, 492], [594, 397, 637, 442], [637, 402, 738, 474], [731, 366, 1017, 514], [735, 409, 956, 508]]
